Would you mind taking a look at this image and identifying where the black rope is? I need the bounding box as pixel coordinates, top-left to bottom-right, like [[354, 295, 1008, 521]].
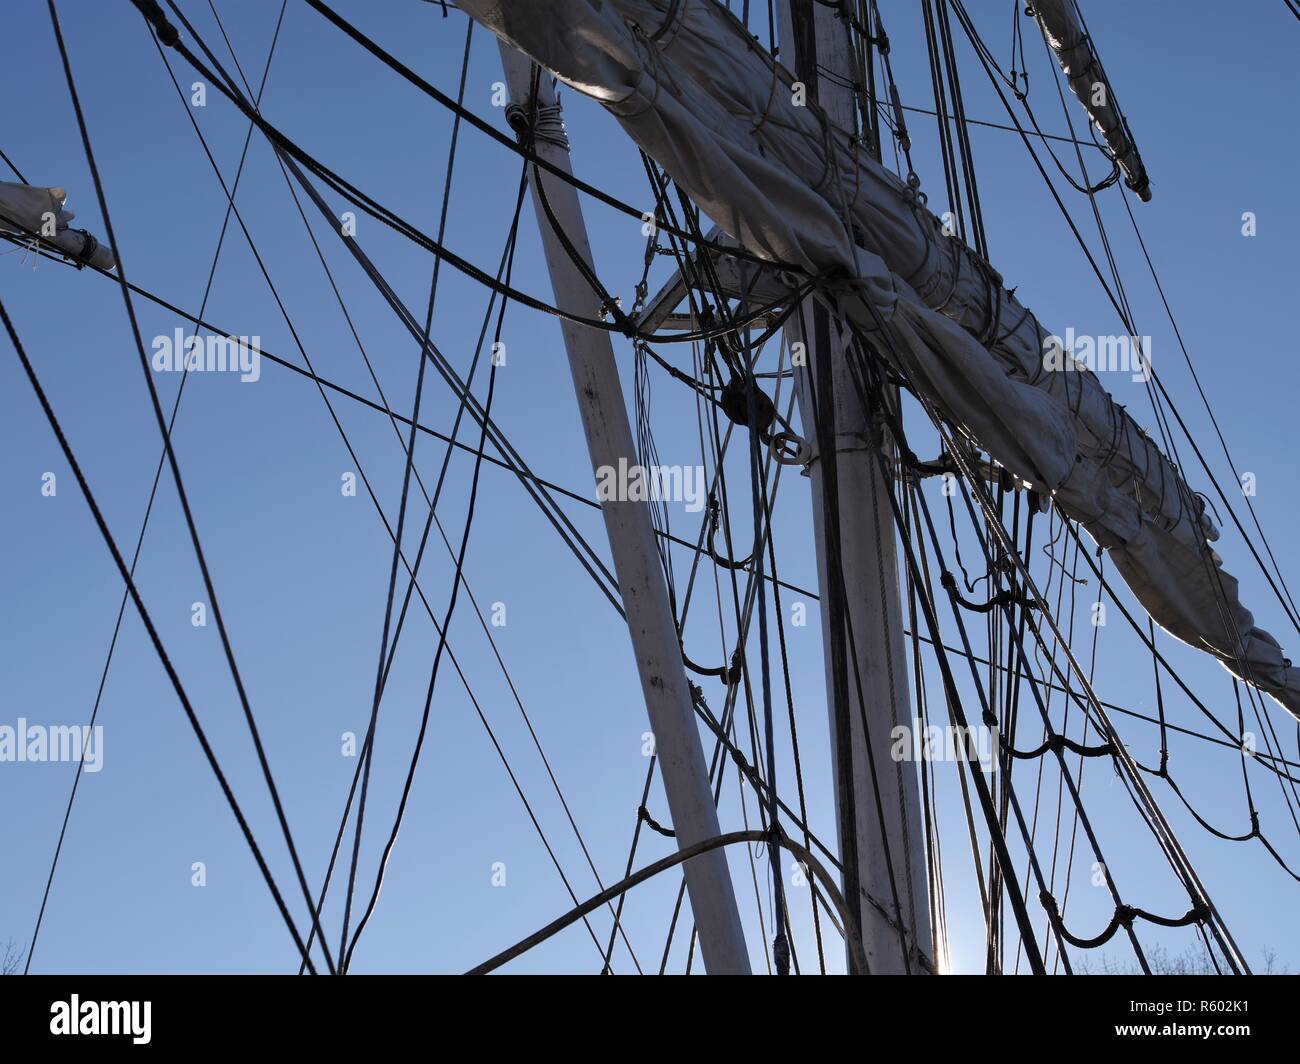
[[158, 8, 615, 328], [50, 0, 337, 974], [133, 0, 805, 277], [1040, 891, 1207, 950], [0, 293, 320, 975], [940, 570, 1038, 614], [0, 209, 821, 616], [1009, 734, 1116, 761], [466, 829, 866, 976], [24, 0, 291, 976], [878, 338, 1247, 971], [950, 0, 1300, 644], [0, 144, 30, 182], [334, 4, 480, 967], [637, 806, 676, 839]]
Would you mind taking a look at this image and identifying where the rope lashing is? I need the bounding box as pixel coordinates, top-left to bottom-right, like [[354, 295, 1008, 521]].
[[940, 570, 1038, 614], [636, 805, 675, 839], [680, 640, 743, 686], [705, 496, 754, 572], [504, 100, 569, 152], [1010, 732, 1116, 760], [131, 0, 180, 45], [71, 229, 99, 269], [1039, 891, 1209, 950]]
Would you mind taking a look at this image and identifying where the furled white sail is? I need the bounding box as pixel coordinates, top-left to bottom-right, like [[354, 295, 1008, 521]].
[[1032, 0, 1151, 201], [0, 181, 116, 270], [454, 0, 1300, 717]]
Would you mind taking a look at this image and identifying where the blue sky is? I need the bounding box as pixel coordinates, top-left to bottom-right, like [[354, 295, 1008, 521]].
[[2, 0, 1297, 974]]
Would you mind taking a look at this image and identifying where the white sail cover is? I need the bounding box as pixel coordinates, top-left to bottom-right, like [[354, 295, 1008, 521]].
[[1032, 0, 1151, 201], [0, 181, 116, 270], [454, 0, 1300, 717]]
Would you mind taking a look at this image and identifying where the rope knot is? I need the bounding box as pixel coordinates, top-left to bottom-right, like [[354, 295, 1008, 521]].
[[132, 0, 180, 46]]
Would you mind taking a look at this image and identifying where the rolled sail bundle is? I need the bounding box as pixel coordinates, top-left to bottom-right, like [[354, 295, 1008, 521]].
[[0, 181, 117, 270], [454, 0, 1300, 718], [1031, 0, 1152, 201]]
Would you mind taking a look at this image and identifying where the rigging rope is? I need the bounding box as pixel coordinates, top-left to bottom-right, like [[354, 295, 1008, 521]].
[[23, 0, 290, 974], [49, 0, 338, 974], [465, 829, 865, 975], [1, 292, 322, 974]]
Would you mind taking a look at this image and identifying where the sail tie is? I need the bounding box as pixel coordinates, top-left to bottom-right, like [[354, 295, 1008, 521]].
[[72, 229, 99, 269]]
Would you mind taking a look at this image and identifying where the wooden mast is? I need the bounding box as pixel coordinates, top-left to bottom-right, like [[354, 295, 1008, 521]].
[[496, 45, 753, 974], [777, 0, 935, 974]]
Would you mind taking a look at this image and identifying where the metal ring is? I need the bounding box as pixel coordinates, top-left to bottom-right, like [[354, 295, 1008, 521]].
[[770, 430, 812, 467]]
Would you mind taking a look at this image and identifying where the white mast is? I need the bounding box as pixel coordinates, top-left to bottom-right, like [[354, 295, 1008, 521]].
[[496, 45, 752, 974], [776, 1, 934, 974]]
